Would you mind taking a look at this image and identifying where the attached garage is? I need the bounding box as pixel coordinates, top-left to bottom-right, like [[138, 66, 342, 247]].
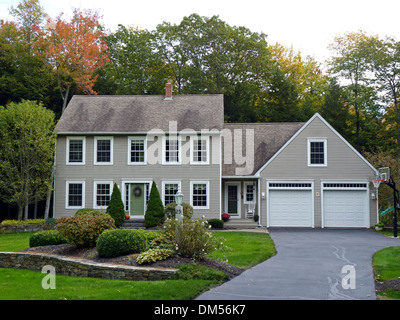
[[267, 182, 313, 227], [322, 182, 369, 228]]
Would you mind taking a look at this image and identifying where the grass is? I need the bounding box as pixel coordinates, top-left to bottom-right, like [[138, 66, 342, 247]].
[[373, 246, 400, 300], [210, 231, 276, 268], [0, 230, 276, 300]]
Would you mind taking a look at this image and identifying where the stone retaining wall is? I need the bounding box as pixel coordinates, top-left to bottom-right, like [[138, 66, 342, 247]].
[[0, 224, 55, 233], [0, 252, 176, 281]]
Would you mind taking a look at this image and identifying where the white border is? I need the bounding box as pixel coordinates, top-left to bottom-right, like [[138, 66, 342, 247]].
[[127, 136, 147, 165], [66, 136, 86, 165], [65, 180, 85, 209], [307, 138, 327, 167], [266, 180, 314, 228], [243, 182, 256, 204], [190, 136, 210, 165], [94, 137, 113, 165], [190, 180, 210, 210], [93, 180, 113, 209], [321, 180, 369, 228], [224, 182, 241, 218], [161, 180, 182, 206]]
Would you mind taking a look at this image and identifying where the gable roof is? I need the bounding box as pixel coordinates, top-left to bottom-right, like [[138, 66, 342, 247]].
[[55, 94, 225, 133], [222, 122, 305, 176], [254, 113, 378, 175]]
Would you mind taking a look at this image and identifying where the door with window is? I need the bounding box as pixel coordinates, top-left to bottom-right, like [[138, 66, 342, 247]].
[[225, 183, 241, 217]]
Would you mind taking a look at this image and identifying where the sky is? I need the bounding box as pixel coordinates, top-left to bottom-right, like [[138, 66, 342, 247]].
[[1, 0, 399, 63]]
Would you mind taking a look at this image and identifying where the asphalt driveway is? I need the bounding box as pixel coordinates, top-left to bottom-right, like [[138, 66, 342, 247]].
[[196, 228, 400, 300]]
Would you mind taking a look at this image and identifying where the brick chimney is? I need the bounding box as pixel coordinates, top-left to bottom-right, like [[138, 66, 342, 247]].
[[164, 83, 173, 100]]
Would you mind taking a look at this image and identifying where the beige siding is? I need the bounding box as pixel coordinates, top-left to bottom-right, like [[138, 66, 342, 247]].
[[54, 134, 221, 220], [258, 116, 377, 227]]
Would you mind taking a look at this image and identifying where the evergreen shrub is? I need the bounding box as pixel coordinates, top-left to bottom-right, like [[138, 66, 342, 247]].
[[145, 182, 165, 228], [96, 228, 149, 258], [29, 230, 67, 247], [106, 183, 125, 228]]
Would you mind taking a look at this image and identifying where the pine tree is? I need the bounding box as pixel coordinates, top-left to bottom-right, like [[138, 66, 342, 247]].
[[106, 183, 125, 228], [145, 181, 165, 228]]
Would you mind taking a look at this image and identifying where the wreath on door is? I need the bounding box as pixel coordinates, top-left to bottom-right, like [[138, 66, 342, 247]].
[[133, 186, 142, 197]]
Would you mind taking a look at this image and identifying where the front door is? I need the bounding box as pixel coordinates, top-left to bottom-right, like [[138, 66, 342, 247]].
[[130, 183, 145, 215], [225, 183, 240, 216]]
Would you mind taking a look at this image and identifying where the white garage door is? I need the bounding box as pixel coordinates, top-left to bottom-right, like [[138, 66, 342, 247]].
[[323, 183, 368, 228], [268, 183, 313, 227]]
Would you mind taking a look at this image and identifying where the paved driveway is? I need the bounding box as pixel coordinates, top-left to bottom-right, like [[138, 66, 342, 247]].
[[197, 228, 400, 300]]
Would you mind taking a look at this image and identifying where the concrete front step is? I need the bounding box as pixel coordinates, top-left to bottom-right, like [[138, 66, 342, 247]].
[[121, 216, 145, 229], [224, 219, 260, 229]]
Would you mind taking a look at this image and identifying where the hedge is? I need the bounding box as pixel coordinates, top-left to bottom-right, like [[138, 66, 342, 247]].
[[96, 229, 149, 258], [29, 230, 67, 247]]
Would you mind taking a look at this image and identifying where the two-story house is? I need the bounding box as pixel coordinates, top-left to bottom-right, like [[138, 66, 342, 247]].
[[54, 84, 378, 228]]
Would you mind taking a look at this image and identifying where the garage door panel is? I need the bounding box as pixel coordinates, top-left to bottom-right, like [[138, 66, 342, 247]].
[[269, 190, 312, 227], [324, 190, 367, 227]]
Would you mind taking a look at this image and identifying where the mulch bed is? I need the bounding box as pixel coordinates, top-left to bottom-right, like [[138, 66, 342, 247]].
[[19, 244, 244, 280]]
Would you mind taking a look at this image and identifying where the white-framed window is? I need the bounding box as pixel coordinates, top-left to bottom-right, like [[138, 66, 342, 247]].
[[65, 181, 85, 209], [94, 137, 113, 165], [128, 136, 146, 165], [190, 181, 209, 209], [162, 181, 181, 205], [190, 136, 209, 164], [93, 181, 113, 209], [66, 137, 86, 165], [244, 182, 256, 204], [163, 136, 181, 164], [308, 138, 327, 167]]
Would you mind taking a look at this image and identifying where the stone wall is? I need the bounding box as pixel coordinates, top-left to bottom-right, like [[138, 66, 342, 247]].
[[0, 252, 176, 281], [0, 224, 55, 233]]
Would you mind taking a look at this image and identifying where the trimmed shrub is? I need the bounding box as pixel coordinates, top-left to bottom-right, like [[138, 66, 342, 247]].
[[56, 215, 115, 247], [75, 208, 108, 217], [145, 181, 165, 228], [136, 248, 175, 265], [106, 183, 125, 228], [1, 219, 45, 225], [96, 228, 149, 258], [207, 219, 224, 229], [29, 230, 67, 248], [164, 202, 193, 219]]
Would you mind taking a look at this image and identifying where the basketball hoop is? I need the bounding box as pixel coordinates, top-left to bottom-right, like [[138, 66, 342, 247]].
[[372, 179, 385, 189]]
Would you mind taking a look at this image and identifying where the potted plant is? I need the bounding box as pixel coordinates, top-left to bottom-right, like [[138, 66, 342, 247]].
[[253, 214, 259, 222], [221, 213, 230, 222], [375, 222, 384, 231]]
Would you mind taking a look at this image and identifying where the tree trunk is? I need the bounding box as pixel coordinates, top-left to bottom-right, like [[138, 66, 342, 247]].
[[18, 206, 23, 221]]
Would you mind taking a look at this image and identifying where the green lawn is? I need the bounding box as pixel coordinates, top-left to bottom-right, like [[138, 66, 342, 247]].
[[373, 246, 400, 300], [0, 230, 276, 300]]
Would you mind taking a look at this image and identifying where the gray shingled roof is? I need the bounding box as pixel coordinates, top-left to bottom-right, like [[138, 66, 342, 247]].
[[55, 94, 225, 133], [222, 122, 305, 176]]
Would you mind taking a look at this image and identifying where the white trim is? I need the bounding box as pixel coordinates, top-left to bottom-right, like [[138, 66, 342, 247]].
[[266, 180, 314, 228], [243, 182, 256, 204], [66, 136, 86, 165], [65, 180, 85, 209], [307, 138, 327, 167], [224, 182, 241, 218], [162, 136, 182, 165], [321, 179, 370, 228], [93, 180, 113, 209], [190, 180, 210, 210], [121, 179, 153, 217], [161, 180, 182, 206], [255, 113, 378, 176], [190, 136, 210, 165], [94, 136, 113, 165], [128, 136, 147, 165]]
